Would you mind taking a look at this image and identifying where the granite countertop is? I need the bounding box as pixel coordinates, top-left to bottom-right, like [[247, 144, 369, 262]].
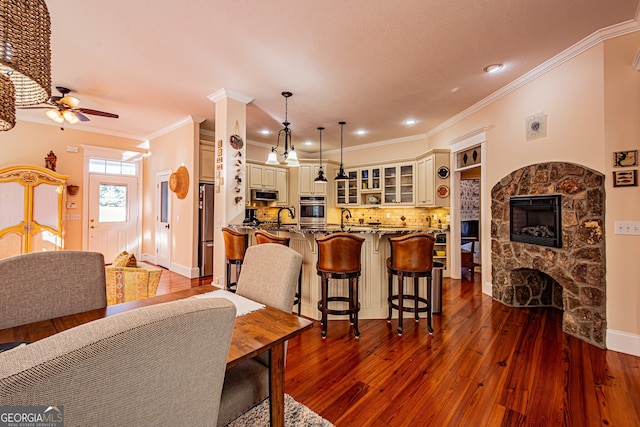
[[230, 223, 449, 235]]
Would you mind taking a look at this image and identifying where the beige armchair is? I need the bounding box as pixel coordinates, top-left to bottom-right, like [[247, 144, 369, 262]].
[[0, 298, 236, 426], [217, 243, 303, 426], [105, 262, 163, 305], [0, 251, 107, 330]]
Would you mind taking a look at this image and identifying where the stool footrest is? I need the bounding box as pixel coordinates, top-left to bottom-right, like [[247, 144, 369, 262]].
[[387, 295, 430, 314], [318, 296, 360, 316]]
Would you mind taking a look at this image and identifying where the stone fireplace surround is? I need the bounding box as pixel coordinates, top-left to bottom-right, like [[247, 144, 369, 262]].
[[491, 162, 606, 348]]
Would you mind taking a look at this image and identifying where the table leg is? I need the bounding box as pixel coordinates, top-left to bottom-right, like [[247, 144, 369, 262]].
[[269, 342, 285, 427]]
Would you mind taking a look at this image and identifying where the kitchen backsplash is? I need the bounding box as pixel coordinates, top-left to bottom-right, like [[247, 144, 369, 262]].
[[257, 206, 450, 228]]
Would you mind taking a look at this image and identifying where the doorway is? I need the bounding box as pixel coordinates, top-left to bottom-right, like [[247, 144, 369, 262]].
[[155, 171, 171, 269], [87, 174, 139, 261]]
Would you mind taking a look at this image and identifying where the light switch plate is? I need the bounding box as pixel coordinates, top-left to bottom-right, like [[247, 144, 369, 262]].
[[525, 112, 547, 141], [614, 221, 640, 235]]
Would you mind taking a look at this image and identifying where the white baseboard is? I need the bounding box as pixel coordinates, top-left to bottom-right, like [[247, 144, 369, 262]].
[[606, 329, 640, 357], [141, 253, 199, 279]]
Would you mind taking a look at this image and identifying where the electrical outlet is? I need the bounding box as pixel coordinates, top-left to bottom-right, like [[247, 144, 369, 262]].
[[614, 221, 640, 235]]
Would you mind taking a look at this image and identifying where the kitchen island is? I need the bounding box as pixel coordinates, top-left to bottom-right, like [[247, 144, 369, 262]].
[[228, 223, 449, 321]]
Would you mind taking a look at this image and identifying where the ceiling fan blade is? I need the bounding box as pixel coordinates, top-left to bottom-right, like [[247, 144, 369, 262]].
[[17, 106, 51, 110], [77, 108, 118, 119], [74, 111, 90, 122]]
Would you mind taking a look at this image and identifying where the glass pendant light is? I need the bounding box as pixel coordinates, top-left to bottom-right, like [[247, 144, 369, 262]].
[[335, 121, 349, 180], [314, 127, 327, 183], [265, 91, 299, 167]]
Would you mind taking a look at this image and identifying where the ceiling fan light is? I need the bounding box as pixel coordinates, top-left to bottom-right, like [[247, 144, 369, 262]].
[[60, 95, 79, 108], [63, 110, 79, 124], [46, 108, 64, 123]]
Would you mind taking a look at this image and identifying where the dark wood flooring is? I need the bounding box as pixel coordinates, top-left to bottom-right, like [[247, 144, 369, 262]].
[[158, 268, 640, 427]]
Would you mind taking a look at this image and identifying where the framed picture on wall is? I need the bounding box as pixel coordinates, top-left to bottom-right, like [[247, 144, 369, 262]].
[[613, 150, 638, 167], [613, 170, 637, 187]]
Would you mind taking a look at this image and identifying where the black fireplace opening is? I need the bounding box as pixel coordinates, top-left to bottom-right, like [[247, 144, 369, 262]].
[[510, 195, 562, 248]]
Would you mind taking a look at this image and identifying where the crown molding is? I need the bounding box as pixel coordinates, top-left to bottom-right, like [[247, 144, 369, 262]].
[[208, 88, 254, 104], [144, 115, 205, 140]]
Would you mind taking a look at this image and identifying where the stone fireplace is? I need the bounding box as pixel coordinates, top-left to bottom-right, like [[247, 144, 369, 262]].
[[491, 162, 606, 348]]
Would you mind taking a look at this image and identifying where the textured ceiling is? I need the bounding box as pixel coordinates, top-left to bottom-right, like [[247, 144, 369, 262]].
[[11, 0, 640, 152]]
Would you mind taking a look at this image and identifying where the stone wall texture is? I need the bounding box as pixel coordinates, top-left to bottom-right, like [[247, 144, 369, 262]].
[[491, 162, 606, 348]]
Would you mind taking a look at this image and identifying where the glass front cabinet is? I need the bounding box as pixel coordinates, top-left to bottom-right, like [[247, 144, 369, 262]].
[[383, 162, 415, 205]]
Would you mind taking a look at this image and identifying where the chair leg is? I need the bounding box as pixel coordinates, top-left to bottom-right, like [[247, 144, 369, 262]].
[[352, 277, 360, 339], [414, 277, 420, 322], [321, 277, 328, 339], [397, 274, 403, 336], [225, 262, 231, 291], [387, 271, 393, 322], [296, 268, 302, 316], [426, 276, 434, 334]]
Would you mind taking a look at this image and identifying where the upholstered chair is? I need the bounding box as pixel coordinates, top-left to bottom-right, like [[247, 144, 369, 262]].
[[0, 251, 107, 329], [0, 298, 236, 426], [217, 243, 303, 426]]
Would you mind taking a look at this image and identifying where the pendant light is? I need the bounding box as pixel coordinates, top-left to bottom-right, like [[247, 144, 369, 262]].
[[314, 127, 327, 183], [266, 91, 299, 167], [335, 121, 349, 180]]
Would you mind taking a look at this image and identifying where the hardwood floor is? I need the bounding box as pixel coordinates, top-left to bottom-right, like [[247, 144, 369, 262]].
[[161, 269, 640, 427]]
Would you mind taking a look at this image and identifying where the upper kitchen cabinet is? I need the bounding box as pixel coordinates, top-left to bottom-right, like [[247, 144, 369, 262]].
[[335, 169, 358, 206], [275, 167, 288, 206], [359, 166, 383, 206], [416, 149, 451, 207], [249, 164, 276, 189], [383, 162, 415, 205], [299, 163, 328, 196], [199, 141, 216, 183]]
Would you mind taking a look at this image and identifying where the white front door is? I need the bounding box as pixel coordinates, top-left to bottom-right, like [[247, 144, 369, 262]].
[[155, 172, 171, 269], [88, 174, 139, 262]]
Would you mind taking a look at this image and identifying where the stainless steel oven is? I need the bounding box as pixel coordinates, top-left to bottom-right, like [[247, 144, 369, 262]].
[[299, 196, 326, 228]]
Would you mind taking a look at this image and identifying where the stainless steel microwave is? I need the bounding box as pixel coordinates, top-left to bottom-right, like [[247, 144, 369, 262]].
[[251, 189, 278, 201]]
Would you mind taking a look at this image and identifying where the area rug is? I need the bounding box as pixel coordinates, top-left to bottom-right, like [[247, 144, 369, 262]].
[[225, 394, 334, 427]]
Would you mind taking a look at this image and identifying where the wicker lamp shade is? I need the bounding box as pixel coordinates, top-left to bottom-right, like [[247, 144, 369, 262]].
[[0, 0, 52, 107], [0, 74, 16, 131]]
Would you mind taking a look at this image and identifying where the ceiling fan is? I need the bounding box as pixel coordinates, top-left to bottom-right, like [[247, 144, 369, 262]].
[[21, 86, 119, 125]]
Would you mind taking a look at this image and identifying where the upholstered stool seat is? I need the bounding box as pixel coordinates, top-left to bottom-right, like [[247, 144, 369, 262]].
[[386, 233, 436, 335], [222, 227, 248, 292], [316, 233, 365, 339], [254, 230, 303, 315]]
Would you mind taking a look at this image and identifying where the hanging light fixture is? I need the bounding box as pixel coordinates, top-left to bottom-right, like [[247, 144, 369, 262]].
[[0, 0, 52, 107], [266, 91, 299, 167], [335, 121, 349, 180], [0, 74, 16, 131], [314, 127, 327, 184]]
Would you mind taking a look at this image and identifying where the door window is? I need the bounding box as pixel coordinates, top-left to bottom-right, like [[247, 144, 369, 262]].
[[99, 184, 128, 223]]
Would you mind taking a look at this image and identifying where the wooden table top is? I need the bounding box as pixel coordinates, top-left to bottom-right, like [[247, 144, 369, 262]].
[[0, 285, 313, 367]]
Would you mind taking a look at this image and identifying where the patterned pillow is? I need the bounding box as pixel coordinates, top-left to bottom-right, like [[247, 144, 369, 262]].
[[124, 253, 137, 267], [112, 251, 129, 267]]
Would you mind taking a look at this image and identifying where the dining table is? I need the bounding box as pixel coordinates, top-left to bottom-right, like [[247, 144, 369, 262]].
[[0, 285, 313, 427]]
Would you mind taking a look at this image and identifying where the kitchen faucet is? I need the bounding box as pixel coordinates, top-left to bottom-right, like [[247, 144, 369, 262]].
[[340, 208, 352, 230], [277, 206, 295, 228]]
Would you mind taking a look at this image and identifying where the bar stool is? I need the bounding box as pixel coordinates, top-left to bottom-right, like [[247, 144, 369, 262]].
[[316, 232, 365, 339], [386, 233, 436, 335], [254, 230, 303, 316], [222, 227, 248, 292]]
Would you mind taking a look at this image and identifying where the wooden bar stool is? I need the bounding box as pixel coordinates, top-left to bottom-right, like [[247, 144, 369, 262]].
[[316, 233, 365, 339], [386, 233, 436, 335], [222, 227, 248, 292], [254, 230, 303, 316]]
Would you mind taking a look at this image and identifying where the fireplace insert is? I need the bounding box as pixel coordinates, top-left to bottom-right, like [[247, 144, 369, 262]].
[[510, 195, 562, 248]]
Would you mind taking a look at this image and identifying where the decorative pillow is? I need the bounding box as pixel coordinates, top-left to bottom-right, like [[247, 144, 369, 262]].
[[112, 251, 130, 267], [124, 253, 137, 267]]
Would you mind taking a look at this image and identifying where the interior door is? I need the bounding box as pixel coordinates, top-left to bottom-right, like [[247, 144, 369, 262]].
[[155, 172, 171, 269], [88, 174, 139, 262]]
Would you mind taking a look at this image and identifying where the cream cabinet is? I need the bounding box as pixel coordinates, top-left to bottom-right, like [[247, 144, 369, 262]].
[[199, 143, 216, 183], [0, 165, 69, 259], [249, 164, 276, 189], [275, 168, 289, 206], [416, 156, 435, 206], [335, 169, 358, 206], [382, 162, 415, 205], [299, 163, 327, 196]]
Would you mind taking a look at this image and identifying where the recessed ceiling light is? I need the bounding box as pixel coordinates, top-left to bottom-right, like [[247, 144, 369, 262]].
[[356, 129, 366, 135], [260, 130, 271, 135], [304, 141, 313, 146], [404, 119, 417, 125], [451, 87, 459, 93], [483, 64, 504, 73]]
